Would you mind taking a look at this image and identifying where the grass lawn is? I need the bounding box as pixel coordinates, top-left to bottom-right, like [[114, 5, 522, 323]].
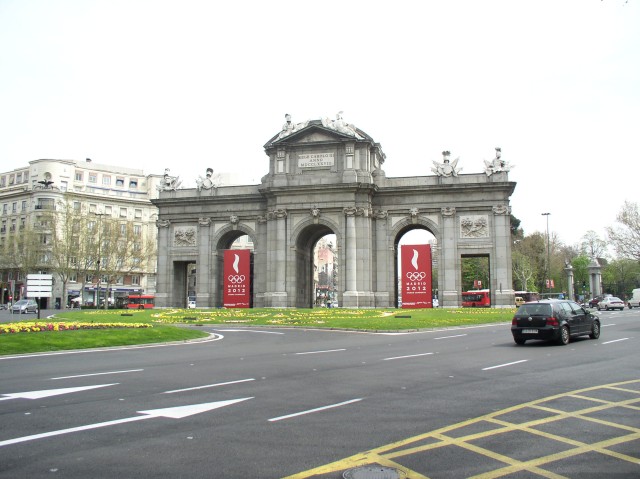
[[1, 307, 515, 356]]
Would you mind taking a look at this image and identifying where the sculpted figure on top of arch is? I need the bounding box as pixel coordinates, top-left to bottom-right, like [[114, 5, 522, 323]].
[[484, 147, 514, 176], [432, 151, 462, 177], [196, 167, 220, 191], [278, 113, 309, 139], [322, 111, 364, 139], [157, 168, 182, 191]]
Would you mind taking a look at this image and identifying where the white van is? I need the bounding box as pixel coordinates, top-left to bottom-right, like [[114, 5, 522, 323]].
[[628, 289, 640, 309]]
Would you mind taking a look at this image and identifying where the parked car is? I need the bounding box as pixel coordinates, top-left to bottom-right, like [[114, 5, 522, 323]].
[[515, 296, 525, 307], [10, 299, 39, 314], [511, 299, 600, 345], [588, 296, 605, 308], [597, 296, 625, 311], [187, 300, 196, 309]]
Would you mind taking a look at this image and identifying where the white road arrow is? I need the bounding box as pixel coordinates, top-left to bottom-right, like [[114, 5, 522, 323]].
[[0, 383, 118, 401], [0, 397, 253, 447]]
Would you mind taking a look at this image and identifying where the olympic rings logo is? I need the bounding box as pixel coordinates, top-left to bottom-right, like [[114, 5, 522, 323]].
[[227, 275, 246, 283], [406, 272, 426, 281]]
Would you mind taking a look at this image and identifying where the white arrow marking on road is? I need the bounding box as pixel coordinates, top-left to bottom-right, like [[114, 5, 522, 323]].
[[0, 383, 118, 401], [0, 397, 253, 447]]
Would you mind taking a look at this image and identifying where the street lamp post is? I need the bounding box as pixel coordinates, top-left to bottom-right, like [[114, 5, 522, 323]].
[[542, 212, 551, 296]]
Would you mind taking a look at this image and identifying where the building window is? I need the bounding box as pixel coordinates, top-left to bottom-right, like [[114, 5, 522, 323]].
[[102, 176, 111, 186], [134, 208, 142, 219], [73, 201, 81, 211], [75, 172, 83, 181], [131, 275, 141, 285], [129, 179, 138, 188], [133, 224, 142, 236], [60, 181, 68, 191], [12, 202, 17, 213], [2, 204, 6, 214], [0, 176, 5, 187], [120, 207, 127, 218], [89, 204, 96, 213], [105, 205, 112, 215], [120, 223, 127, 236], [16, 173, 22, 183], [116, 276, 124, 284], [89, 173, 97, 183], [21, 200, 27, 211], [116, 177, 124, 187], [69, 273, 77, 282]]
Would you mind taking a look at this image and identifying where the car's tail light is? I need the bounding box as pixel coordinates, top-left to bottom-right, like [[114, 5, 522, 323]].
[[546, 316, 559, 326], [512, 317, 517, 325]]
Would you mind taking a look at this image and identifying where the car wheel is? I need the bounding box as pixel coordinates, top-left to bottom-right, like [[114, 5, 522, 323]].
[[589, 320, 600, 339], [514, 338, 526, 345], [557, 326, 570, 345]]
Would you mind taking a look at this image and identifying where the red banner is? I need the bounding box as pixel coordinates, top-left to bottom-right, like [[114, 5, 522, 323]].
[[401, 244, 433, 309], [223, 249, 251, 308]]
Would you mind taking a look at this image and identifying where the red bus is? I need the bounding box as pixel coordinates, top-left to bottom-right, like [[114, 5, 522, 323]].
[[126, 294, 155, 309], [461, 290, 491, 307]]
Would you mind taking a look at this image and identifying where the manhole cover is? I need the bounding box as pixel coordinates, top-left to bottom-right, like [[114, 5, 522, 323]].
[[343, 465, 400, 479]]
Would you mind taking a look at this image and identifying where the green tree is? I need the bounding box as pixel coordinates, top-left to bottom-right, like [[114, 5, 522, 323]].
[[606, 201, 640, 262]]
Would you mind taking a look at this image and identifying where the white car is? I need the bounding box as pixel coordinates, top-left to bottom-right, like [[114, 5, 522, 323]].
[[187, 300, 196, 309], [597, 296, 625, 311]]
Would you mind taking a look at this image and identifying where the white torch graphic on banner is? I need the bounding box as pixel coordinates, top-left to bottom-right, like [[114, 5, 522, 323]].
[[229, 254, 245, 283], [407, 248, 426, 281]]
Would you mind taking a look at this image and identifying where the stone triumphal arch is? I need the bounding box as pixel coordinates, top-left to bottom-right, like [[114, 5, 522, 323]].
[[152, 114, 516, 308]]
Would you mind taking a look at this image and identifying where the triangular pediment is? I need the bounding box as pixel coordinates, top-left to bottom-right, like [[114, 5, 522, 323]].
[[264, 119, 369, 149]]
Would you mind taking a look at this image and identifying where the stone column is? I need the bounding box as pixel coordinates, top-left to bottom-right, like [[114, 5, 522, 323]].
[[344, 207, 357, 290], [564, 263, 575, 301], [155, 219, 171, 307], [440, 207, 458, 307], [264, 209, 288, 307], [197, 217, 212, 307], [374, 209, 391, 307], [492, 205, 515, 308]]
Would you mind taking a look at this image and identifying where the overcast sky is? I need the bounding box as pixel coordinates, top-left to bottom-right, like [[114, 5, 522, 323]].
[[1, 0, 638, 248]]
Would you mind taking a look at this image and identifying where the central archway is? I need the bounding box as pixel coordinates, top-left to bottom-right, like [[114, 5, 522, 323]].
[[294, 224, 336, 308]]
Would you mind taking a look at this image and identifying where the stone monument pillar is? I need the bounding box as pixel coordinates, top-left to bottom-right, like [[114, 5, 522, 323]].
[[564, 263, 575, 301], [588, 258, 602, 297]]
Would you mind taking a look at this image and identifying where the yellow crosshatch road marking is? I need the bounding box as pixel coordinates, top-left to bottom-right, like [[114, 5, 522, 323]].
[[284, 379, 640, 479]]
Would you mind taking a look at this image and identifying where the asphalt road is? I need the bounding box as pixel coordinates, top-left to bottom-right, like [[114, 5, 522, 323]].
[[1, 309, 638, 478]]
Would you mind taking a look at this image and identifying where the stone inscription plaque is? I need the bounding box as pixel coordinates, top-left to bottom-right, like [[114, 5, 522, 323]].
[[298, 152, 334, 168]]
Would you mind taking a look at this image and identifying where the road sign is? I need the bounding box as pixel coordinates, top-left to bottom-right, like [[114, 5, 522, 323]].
[[27, 274, 53, 298]]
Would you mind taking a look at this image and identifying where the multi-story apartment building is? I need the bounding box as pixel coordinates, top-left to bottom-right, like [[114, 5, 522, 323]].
[[0, 158, 164, 308]]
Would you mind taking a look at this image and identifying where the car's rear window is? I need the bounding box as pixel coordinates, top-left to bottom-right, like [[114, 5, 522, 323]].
[[516, 303, 552, 316]]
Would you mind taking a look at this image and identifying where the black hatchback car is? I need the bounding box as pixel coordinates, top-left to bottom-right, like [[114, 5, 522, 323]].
[[511, 299, 600, 345]]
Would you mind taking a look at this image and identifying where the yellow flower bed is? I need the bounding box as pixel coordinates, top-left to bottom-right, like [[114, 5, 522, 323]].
[[0, 322, 151, 334]]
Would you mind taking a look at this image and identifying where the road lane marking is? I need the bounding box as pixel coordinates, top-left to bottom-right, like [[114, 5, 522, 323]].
[[295, 349, 346, 355], [164, 378, 255, 394], [215, 329, 285, 334], [482, 359, 528, 371], [382, 352, 434, 361], [51, 369, 143, 380], [0, 383, 118, 401], [602, 338, 629, 344], [268, 399, 362, 422], [0, 397, 253, 447], [434, 334, 467, 340]]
